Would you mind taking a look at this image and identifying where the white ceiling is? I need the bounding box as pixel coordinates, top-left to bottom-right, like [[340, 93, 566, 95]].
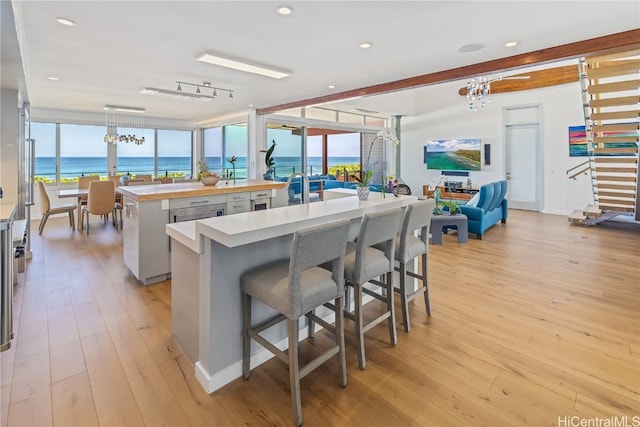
[[8, 1, 640, 123]]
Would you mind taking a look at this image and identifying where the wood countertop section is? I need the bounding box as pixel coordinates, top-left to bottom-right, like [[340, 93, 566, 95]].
[[117, 179, 286, 202], [0, 203, 16, 230]]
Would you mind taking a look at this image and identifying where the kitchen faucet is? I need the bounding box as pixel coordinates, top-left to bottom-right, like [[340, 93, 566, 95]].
[[286, 172, 310, 204]]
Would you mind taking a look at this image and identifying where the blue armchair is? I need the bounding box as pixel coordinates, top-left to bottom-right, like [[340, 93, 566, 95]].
[[458, 180, 508, 239]]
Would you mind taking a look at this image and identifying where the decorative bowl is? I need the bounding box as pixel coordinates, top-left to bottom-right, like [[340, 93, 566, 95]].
[[200, 175, 220, 186]]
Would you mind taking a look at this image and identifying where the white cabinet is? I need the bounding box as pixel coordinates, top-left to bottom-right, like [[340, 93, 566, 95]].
[[122, 196, 171, 285], [122, 187, 283, 285], [226, 192, 250, 215]]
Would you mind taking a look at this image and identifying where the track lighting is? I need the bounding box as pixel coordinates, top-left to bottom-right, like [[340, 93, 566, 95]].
[[142, 80, 234, 101]]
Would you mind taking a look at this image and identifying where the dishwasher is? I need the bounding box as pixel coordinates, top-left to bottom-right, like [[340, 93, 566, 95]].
[[169, 202, 225, 223]]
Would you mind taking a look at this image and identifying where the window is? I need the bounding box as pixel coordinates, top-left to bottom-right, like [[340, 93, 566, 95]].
[[266, 125, 303, 179], [203, 124, 248, 179], [307, 135, 323, 175], [117, 130, 155, 177], [31, 122, 56, 183], [224, 124, 248, 179], [157, 129, 192, 178], [327, 133, 360, 180], [203, 127, 223, 175], [59, 124, 107, 182], [33, 121, 194, 183]]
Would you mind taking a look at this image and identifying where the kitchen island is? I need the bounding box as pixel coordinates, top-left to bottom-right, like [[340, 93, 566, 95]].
[[166, 190, 417, 393], [118, 179, 286, 285]]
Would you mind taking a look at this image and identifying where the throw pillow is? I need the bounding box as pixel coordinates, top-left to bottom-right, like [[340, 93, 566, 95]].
[[466, 192, 480, 207]]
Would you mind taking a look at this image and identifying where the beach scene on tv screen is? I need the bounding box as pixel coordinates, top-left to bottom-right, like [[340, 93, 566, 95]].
[[424, 138, 482, 171]]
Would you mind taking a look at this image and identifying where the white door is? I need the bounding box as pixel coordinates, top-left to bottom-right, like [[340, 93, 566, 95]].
[[506, 123, 540, 211]]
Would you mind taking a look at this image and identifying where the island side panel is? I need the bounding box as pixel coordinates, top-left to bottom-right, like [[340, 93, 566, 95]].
[[123, 198, 171, 285], [171, 239, 200, 362], [198, 233, 297, 390]]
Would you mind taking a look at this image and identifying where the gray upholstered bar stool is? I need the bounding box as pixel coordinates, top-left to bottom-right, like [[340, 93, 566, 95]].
[[392, 199, 436, 332], [241, 218, 351, 427], [343, 208, 403, 370]]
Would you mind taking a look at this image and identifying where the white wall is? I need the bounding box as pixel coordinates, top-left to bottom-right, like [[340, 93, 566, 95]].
[[400, 73, 594, 215]]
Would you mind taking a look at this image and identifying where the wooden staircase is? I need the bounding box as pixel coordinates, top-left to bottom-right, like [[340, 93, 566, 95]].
[[569, 49, 639, 225]]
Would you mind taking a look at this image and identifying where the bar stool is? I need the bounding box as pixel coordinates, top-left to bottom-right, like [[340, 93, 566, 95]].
[[343, 208, 403, 370], [241, 218, 351, 427], [393, 199, 435, 331]]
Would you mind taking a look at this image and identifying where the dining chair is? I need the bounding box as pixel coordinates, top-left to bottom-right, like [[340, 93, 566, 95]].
[[133, 174, 153, 182], [241, 218, 351, 427], [108, 175, 124, 230], [36, 181, 76, 235], [82, 180, 117, 234], [77, 175, 100, 207], [153, 177, 174, 184], [124, 180, 155, 186]]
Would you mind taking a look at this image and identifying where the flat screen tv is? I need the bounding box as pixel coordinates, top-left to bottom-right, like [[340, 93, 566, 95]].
[[424, 138, 482, 171]]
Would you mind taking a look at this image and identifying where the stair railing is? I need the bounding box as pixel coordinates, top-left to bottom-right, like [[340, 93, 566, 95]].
[[566, 160, 591, 180]]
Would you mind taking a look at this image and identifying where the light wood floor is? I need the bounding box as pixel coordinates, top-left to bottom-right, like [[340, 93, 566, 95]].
[[1, 210, 638, 426]]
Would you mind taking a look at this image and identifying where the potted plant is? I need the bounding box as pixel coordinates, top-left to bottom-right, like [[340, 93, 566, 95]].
[[442, 200, 459, 215], [260, 140, 276, 180], [352, 169, 373, 201]]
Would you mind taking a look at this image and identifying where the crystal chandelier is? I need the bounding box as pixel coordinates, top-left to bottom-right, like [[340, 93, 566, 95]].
[[104, 105, 146, 145], [466, 76, 492, 111]]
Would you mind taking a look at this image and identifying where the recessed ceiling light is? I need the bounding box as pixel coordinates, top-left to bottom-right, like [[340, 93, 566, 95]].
[[56, 17, 76, 27], [48, 76, 59, 81], [359, 42, 372, 49], [458, 43, 485, 53], [196, 52, 291, 79], [248, 104, 254, 108], [505, 41, 519, 47], [328, 85, 336, 89], [277, 6, 293, 15]]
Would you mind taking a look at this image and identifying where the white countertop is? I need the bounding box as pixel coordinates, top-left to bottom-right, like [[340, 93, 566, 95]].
[[166, 191, 417, 253], [166, 220, 200, 252]]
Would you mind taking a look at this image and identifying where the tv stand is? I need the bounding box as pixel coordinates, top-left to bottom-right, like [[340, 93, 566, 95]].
[[422, 185, 478, 201]]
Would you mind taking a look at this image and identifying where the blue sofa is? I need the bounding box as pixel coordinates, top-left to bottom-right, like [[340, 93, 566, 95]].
[[458, 180, 508, 239], [279, 175, 385, 201]]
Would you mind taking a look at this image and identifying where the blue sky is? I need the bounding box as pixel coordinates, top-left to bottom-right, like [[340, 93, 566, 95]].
[[425, 138, 481, 152]]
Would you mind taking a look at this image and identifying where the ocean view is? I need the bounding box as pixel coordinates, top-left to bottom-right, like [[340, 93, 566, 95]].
[[35, 156, 361, 180]]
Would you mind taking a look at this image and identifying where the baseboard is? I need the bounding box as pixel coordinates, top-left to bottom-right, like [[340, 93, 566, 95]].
[[194, 309, 338, 394], [193, 285, 389, 394]]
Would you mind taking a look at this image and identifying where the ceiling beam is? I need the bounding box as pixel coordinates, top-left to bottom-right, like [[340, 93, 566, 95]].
[[457, 65, 580, 96], [257, 29, 640, 115]]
